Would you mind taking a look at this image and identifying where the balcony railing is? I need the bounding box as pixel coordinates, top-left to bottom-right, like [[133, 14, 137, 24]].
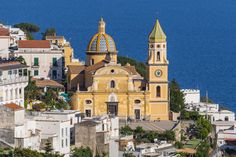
[[0, 76, 28, 85]]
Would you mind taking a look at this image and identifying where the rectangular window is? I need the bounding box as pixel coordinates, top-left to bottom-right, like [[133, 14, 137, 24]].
[[85, 109, 91, 117], [8, 70, 12, 75], [34, 70, 39, 76], [66, 139, 68, 147], [65, 128, 68, 136], [52, 57, 57, 66], [61, 139, 64, 148], [14, 70, 17, 74], [52, 70, 57, 79], [34, 57, 39, 66], [61, 128, 64, 137], [19, 69, 22, 76], [23, 69, 27, 76]]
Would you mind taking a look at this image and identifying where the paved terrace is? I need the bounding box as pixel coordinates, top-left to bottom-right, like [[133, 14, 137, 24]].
[[119, 120, 178, 131]]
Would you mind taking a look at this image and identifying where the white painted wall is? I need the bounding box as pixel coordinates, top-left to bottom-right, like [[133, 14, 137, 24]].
[[35, 118, 70, 157], [0, 37, 10, 59], [182, 89, 200, 104], [0, 67, 28, 107]]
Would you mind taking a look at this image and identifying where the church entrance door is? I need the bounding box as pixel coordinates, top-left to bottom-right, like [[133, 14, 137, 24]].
[[135, 109, 141, 120], [107, 102, 118, 116]]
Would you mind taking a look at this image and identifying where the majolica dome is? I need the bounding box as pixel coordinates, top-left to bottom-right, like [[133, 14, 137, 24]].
[[87, 18, 117, 53]]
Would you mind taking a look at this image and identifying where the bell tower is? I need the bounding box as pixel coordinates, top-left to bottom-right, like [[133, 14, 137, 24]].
[[147, 19, 169, 120]]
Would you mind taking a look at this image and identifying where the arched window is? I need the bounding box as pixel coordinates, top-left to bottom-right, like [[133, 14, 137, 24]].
[[225, 116, 229, 121], [110, 80, 115, 88], [156, 86, 161, 97], [156, 52, 160, 61]]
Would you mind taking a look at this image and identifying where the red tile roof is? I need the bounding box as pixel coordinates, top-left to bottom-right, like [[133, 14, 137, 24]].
[[4, 103, 23, 111], [18, 40, 51, 48], [0, 28, 9, 36]]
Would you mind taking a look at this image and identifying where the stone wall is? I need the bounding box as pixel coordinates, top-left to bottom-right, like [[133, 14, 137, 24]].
[[0, 106, 15, 145]]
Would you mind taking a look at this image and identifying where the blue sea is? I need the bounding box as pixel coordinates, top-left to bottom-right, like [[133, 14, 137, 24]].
[[1, 0, 236, 111]]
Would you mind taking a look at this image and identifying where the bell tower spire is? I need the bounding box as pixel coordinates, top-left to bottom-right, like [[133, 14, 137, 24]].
[[98, 17, 106, 34], [147, 19, 169, 120]]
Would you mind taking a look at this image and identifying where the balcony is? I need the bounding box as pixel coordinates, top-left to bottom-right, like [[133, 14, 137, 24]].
[[0, 76, 28, 85]]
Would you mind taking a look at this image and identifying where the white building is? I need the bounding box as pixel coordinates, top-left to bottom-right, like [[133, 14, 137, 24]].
[[34, 115, 70, 157], [15, 40, 64, 81], [8, 27, 26, 46], [75, 115, 119, 157], [0, 61, 28, 106], [181, 89, 200, 104], [0, 103, 41, 150], [0, 27, 10, 59], [41, 110, 81, 144]]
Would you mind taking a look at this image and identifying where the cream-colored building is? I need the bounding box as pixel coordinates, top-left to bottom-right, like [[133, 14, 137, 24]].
[[68, 18, 169, 120], [15, 40, 64, 81]]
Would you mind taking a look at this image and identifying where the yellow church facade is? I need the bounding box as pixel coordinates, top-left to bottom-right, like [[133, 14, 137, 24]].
[[68, 18, 169, 120]]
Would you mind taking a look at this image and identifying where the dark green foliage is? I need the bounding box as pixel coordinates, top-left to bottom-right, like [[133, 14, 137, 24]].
[[13, 148, 63, 157], [43, 89, 69, 110], [16, 56, 26, 65], [14, 23, 40, 32], [13, 148, 42, 157], [200, 96, 213, 103], [117, 56, 147, 78], [71, 147, 93, 157], [158, 130, 176, 141], [44, 140, 53, 154], [195, 117, 212, 139], [123, 152, 136, 157], [195, 141, 210, 157], [42, 28, 56, 40], [181, 110, 201, 120], [170, 79, 185, 112], [175, 141, 183, 149], [120, 125, 133, 136], [14, 22, 40, 40], [25, 77, 41, 102]]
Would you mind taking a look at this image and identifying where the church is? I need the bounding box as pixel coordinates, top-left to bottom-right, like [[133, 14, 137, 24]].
[[68, 18, 169, 120]]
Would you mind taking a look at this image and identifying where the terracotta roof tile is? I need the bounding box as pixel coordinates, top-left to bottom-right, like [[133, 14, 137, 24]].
[[31, 78, 64, 88], [124, 66, 139, 75], [18, 40, 51, 48], [0, 61, 28, 70], [85, 60, 108, 72], [4, 103, 23, 111], [0, 28, 9, 36], [68, 65, 85, 74]]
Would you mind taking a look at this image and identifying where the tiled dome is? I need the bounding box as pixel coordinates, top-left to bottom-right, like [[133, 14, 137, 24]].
[[87, 18, 117, 53]]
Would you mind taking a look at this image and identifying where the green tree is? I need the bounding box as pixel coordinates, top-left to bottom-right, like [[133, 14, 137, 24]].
[[42, 28, 56, 40], [44, 139, 53, 154], [145, 131, 158, 142], [120, 125, 133, 136], [14, 22, 40, 40], [117, 56, 147, 78], [13, 148, 43, 157], [169, 79, 185, 112], [123, 152, 136, 157], [25, 77, 41, 102], [175, 141, 183, 149], [200, 96, 213, 103], [195, 117, 212, 139], [195, 141, 210, 157], [71, 147, 93, 157], [16, 56, 26, 65]]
